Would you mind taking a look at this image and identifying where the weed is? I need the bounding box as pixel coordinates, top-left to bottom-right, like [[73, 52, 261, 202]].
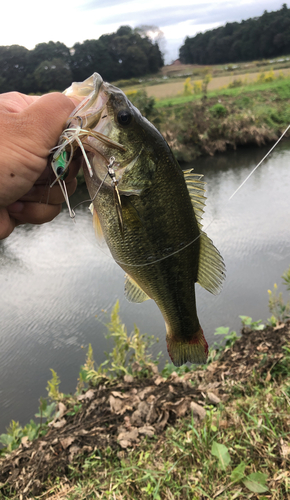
[[227, 77, 244, 88], [125, 89, 156, 120], [268, 266, 290, 325], [256, 69, 276, 83], [239, 315, 265, 330], [46, 368, 62, 401], [0, 416, 49, 454], [282, 266, 290, 291], [79, 301, 160, 386], [183, 77, 193, 96], [214, 326, 239, 349], [201, 72, 212, 95], [209, 103, 227, 117], [193, 80, 202, 94]]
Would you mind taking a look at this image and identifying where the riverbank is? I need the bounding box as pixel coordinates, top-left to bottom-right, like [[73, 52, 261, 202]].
[[154, 77, 290, 163], [1, 302, 290, 499], [75, 76, 290, 186]]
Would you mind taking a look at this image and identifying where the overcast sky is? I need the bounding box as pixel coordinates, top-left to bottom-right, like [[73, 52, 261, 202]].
[[2, 0, 286, 63]]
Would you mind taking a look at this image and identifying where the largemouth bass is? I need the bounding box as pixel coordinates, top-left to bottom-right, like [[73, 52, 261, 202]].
[[60, 73, 225, 366]]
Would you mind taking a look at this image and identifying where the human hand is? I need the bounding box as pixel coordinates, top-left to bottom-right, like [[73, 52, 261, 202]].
[[0, 91, 80, 239]]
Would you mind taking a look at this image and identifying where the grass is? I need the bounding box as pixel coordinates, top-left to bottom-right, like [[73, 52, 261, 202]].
[[31, 376, 290, 499]]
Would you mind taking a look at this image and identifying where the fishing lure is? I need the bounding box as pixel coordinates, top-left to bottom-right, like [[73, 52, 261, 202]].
[[50, 108, 125, 222]]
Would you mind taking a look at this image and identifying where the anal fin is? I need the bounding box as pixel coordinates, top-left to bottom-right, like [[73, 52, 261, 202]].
[[124, 274, 150, 303]]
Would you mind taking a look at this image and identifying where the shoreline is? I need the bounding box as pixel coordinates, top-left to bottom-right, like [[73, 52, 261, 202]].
[[1, 315, 290, 498]]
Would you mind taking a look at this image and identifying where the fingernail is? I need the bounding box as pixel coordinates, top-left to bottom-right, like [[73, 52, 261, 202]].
[[7, 202, 24, 213]]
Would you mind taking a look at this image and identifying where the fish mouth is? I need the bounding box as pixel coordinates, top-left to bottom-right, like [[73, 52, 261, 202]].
[[65, 73, 108, 130], [62, 73, 141, 194], [63, 72, 126, 155], [64, 73, 104, 106]]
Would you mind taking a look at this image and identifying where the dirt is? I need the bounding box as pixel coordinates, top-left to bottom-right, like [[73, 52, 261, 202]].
[[0, 322, 289, 499]]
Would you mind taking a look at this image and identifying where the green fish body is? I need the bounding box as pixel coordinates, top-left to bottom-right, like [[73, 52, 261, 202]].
[[64, 73, 225, 366]]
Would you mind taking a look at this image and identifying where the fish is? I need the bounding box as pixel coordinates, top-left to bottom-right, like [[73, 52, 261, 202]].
[[61, 72, 226, 366]]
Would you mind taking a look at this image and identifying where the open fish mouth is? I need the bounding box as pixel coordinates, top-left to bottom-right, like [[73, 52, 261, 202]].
[[51, 73, 126, 186]]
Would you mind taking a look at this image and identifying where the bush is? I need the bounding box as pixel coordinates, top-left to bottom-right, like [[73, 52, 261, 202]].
[[227, 78, 244, 88], [183, 77, 193, 96], [209, 103, 227, 117], [125, 89, 156, 119]]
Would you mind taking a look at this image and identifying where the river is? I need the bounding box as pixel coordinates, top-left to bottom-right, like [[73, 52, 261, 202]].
[[1, 140, 290, 433]]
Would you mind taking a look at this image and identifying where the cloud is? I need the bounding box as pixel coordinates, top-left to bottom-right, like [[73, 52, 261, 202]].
[[81, 0, 136, 9], [85, 0, 285, 30]]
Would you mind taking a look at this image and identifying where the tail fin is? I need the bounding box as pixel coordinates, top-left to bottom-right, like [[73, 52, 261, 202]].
[[166, 327, 208, 366]]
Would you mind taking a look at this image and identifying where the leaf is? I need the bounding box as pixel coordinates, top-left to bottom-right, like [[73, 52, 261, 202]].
[[243, 472, 268, 493], [230, 462, 246, 483], [0, 434, 14, 447], [214, 327, 230, 336], [239, 315, 252, 325], [254, 324, 265, 330], [211, 441, 231, 470]]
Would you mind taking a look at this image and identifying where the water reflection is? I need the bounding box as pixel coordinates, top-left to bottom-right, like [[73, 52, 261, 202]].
[[1, 141, 290, 433]]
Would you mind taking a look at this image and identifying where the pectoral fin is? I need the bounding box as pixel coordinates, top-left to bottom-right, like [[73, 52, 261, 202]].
[[124, 274, 150, 303], [89, 203, 104, 241], [184, 169, 226, 295]]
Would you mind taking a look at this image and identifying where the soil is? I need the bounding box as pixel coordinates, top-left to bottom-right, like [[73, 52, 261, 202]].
[[0, 322, 289, 499]]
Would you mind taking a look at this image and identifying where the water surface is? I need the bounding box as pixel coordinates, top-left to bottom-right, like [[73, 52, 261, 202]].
[[1, 141, 290, 432]]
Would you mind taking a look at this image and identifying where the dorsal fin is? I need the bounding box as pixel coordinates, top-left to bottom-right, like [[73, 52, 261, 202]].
[[124, 274, 150, 303], [183, 169, 226, 295], [89, 203, 104, 240]]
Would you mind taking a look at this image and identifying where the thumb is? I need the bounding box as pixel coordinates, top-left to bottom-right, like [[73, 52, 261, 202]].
[[19, 93, 76, 158]]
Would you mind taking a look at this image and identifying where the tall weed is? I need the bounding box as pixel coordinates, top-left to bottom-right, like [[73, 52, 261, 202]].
[[78, 301, 160, 386], [268, 265, 290, 325]]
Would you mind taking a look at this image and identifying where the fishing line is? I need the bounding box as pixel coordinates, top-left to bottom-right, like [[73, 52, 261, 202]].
[[58, 121, 290, 269], [72, 170, 110, 212], [228, 123, 290, 201], [110, 126, 290, 269]]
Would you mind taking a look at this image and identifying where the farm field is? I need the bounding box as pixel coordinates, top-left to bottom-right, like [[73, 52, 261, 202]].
[[140, 67, 290, 99]]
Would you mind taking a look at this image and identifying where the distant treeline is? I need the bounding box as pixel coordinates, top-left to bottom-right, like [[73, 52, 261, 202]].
[[0, 26, 163, 94], [179, 4, 290, 65]]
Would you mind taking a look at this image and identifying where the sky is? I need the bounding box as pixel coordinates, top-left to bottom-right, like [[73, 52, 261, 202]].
[[2, 0, 286, 64]]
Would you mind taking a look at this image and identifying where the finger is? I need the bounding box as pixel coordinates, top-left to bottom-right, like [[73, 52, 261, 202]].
[[7, 201, 62, 225], [0, 92, 39, 113], [0, 208, 16, 240], [20, 179, 77, 204], [19, 93, 77, 157]]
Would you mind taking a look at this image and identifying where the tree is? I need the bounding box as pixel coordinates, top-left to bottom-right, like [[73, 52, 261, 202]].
[[179, 4, 290, 64], [33, 58, 73, 93], [71, 39, 118, 82], [0, 45, 30, 93], [0, 25, 164, 94], [71, 26, 163, 82]]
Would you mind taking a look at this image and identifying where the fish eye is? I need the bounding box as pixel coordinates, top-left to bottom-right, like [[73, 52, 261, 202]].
[[117, 110, 132, 126]]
